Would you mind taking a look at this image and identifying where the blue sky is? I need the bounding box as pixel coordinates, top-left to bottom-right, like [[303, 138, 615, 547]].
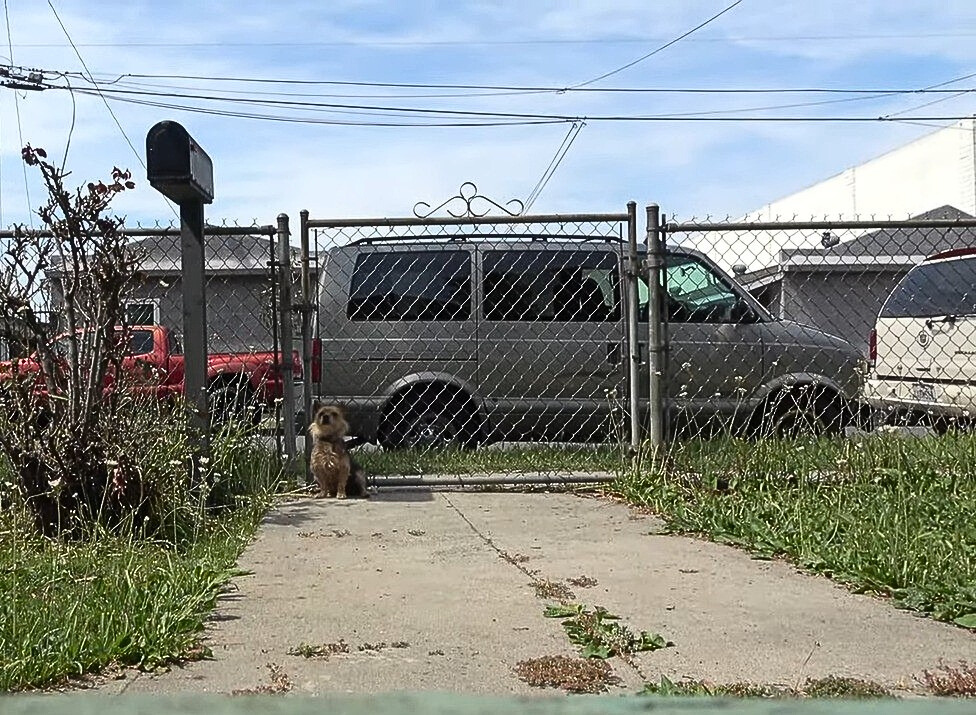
[[1, 0, 975, 232]]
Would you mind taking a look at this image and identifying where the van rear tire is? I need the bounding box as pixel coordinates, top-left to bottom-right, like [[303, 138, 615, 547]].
[[379, 387, 480, 450]]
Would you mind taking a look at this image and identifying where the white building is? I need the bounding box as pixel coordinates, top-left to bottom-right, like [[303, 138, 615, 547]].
[[747, 118, 976, 222], [693, 118, 976, 274]]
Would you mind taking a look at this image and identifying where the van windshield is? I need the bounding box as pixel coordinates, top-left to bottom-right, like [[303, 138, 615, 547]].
[[880, 257, 976, 318]]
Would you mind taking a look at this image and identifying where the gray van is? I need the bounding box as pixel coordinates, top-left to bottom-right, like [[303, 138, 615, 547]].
[[313, 236, 863, 447]]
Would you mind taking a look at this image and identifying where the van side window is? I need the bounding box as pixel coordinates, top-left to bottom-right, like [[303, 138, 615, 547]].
[[483, 250, 619, 322], [347, 251, 471, 321]]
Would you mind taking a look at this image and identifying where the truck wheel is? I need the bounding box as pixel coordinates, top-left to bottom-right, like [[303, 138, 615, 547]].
[[210, 378, 260, 428], [379, 388, 479, 450]]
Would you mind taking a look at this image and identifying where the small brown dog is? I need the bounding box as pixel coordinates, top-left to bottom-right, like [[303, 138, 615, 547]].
[[308, 402, 367, 499]]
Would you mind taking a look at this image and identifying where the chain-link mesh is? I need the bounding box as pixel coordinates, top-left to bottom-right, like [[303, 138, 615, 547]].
[[663, 212, 976, 442], [298, 205, 976, 487], [0, 220, 294, 457], [306, 212, 636, 486]]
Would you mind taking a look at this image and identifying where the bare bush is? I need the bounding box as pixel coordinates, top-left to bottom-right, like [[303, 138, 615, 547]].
[[0, 146, 155, 537]]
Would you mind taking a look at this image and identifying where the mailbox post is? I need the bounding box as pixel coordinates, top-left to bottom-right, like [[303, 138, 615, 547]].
[[146, 121, 215, 475]]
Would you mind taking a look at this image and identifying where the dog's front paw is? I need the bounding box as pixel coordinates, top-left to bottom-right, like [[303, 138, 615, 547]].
[[336, 492, 347, 499]]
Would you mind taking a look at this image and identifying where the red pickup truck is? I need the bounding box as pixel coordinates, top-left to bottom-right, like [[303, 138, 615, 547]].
[[1, 324, 303, 423]]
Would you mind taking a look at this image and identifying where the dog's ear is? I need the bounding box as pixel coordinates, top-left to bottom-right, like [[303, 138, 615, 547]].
[[311, 398, 322, 412]]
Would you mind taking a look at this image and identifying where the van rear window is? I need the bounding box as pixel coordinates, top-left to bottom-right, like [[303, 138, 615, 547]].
[[880, 257, 976, 318]]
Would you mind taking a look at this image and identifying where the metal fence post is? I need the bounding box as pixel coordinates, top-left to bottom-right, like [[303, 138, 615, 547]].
[[625, 201, 640, 454], [299, 209, 314, 487], [179, 201, 210, 478], [267, 234, 283, 463], [276, 214, 298, 467], [645, 204, 666, 450]]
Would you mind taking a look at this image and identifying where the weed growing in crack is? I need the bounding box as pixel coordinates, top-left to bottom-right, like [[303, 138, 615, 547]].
[[358, 641, 410, 652], [544, 603, 669, 660], [288, 640, 350, 659], [533, 579, 576, 602], [232, 662, 292, 696], [920, 661, 976, 696], [515, 655, 620, 694], [499, 551, 530, 565], [641, 676, 778, 698], [567, 575, 599, 588]]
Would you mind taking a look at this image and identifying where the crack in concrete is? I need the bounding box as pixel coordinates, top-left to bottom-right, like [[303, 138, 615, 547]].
[[439, 492, 647, 682]]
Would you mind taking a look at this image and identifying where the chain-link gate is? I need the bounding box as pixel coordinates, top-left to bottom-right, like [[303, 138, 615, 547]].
[[300, 185, 640, 487], [659, 212, 976, 443]]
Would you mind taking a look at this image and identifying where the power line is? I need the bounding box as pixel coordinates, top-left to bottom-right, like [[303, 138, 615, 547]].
[[573, 0, 745, 88], [12, 30, 976, 49], [4, 0, 32, 228], [56, 81, 976, 124], [882, 71, 976, 119], [65, 86, 976, 126], [66, 89, 569, 127], [71, 71, 976, 95], [61, 72, 75, 171], [524, 120, 585, 211], [46, 1, 145, 171], [46, 1, 178, 218]]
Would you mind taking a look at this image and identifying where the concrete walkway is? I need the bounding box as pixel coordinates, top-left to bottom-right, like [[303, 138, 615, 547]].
[[103, 491, 973, 696]]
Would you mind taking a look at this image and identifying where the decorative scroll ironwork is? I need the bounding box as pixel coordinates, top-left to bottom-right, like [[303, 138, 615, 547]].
[[413, 182, 525, 219]]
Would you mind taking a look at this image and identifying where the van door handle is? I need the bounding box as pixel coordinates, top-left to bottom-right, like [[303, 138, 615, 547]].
[[607, 342, 621, 365]]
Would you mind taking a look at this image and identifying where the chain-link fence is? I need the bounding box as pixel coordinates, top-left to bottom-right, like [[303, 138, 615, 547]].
[[296, 196, 976, 488], [301, 189, 638, 487], [662, 212, 976, 441], [0, 220, 295, 462]]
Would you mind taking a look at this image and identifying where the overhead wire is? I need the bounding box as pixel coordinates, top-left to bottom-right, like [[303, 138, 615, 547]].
[[572, 0, 745, 88], [882, 71, 976, 121], [47, 1, 145, 170], [4, 0, 31, 227], [46, 0, 177, 217], [68, 70, 976, 96], [66, 88, 568, 127], [57, 81, 976, 125], [8, 30, 976, 49], [61, 72, 75, 171], [524, 120, 585, 211]]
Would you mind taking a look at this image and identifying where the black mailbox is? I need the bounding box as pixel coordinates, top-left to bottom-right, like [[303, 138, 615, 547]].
[[146, 121, 214, 204]]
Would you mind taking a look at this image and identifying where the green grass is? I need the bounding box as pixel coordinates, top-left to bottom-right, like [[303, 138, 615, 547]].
[[358, 444, 623, 476], [0, 422, 282, 692], [0, 503, 267, 691], [617, 433, 976, 626]]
